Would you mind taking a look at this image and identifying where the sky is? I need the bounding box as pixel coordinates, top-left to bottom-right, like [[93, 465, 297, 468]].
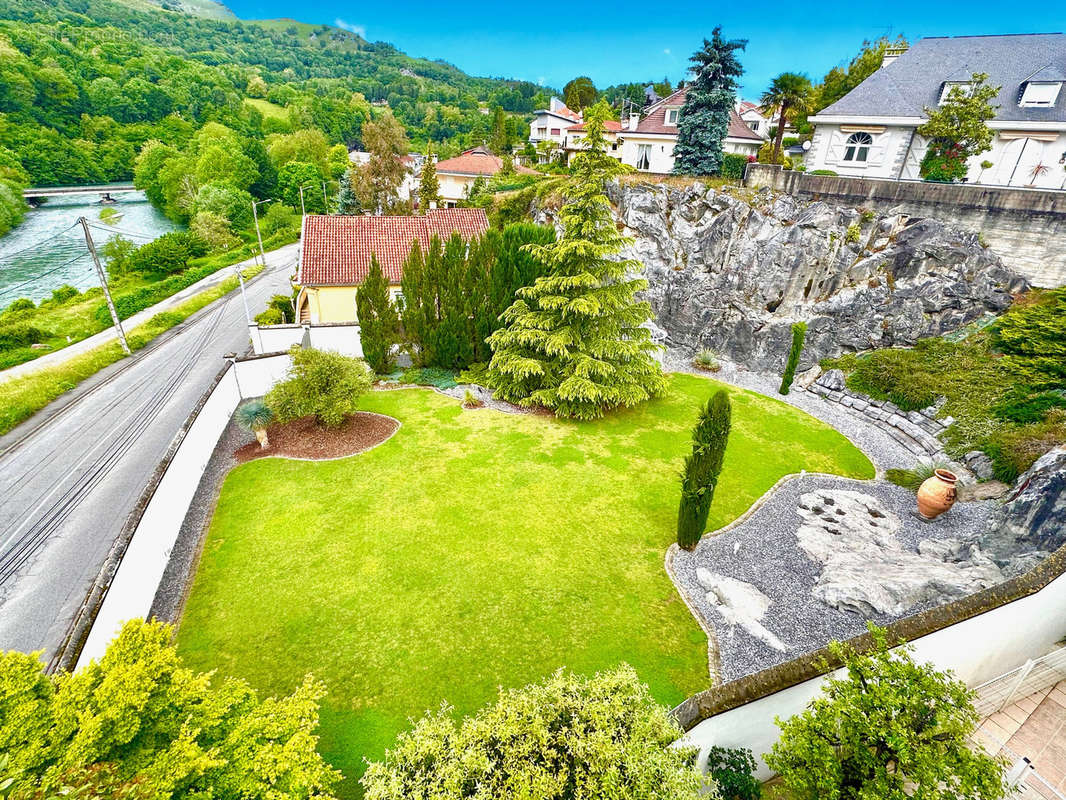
[[223, 0, 1065, 99]]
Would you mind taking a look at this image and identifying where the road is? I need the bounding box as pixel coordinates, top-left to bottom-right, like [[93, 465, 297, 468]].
[[0, 243, 299, 659]]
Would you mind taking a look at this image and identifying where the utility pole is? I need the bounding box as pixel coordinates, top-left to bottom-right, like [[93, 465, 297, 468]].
[[78, 216, 130, 355], [298, 184, 307, 218], [322, 181, 329, 214], [251, 197, 270, 268]]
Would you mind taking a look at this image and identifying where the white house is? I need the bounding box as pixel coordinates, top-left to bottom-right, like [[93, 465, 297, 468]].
[[561, 119, 624, 165], [618, 87, 764, 174], [806, 33, 1066, 189], [528, 97, 582, 149], [432, 146, 538, 207], [736, 100, 771, 139]]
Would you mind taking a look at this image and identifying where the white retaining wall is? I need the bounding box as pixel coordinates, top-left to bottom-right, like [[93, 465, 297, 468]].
[[682, 567, 1066, 777], [77, 353, 292, 669], [250, 323, 363, 358]]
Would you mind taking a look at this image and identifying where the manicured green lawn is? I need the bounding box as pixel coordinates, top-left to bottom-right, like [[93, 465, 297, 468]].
[[177, 373, 872, 796]]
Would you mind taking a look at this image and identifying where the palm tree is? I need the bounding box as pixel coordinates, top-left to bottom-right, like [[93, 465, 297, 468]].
[[236, 400, 274, 449], [760, 73, 812, 162]]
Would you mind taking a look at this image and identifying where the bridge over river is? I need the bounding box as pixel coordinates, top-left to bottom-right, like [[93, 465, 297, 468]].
[[23, 184, 138, 202]]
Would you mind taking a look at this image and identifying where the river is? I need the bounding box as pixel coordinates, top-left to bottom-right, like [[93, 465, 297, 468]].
[[0, 188, 181, 306]]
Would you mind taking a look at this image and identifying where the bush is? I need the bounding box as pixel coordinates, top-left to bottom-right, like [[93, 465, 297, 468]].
[[190, 211, 240, 253], [266, 345, 373, 427], [844, 223, 861, 244], [48, 284, 80, 305], [779, 321, 807, 395], [885, 460, 954, 491], [461, 389, 482, 408], [677, 390, 732, 550], [254, 307, 284, 325], [5, 298, 34, 314], [992, 389, 1066, 424], [101, 234, 137, 278], [124, 232, 209, 275], [706, 746, 761, 800], [0, 323, 45, 352], [400, 366, 458, 389], [692, 348, 720, 371], [720, 153, 749, 180], [808, 169, 838, 176], [260, 201, 300, 237], [843, 347, 938, 411]]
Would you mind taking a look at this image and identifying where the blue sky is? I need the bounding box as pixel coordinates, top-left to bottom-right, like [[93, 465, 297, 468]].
[[225, 0, 1064, 99]]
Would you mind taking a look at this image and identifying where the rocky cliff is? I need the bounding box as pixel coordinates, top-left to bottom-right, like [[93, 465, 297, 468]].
[[601, 181, 1029, 371]]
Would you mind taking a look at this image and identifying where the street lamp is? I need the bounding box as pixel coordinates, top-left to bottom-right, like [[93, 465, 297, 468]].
[[298, 183, 315, 218], [251, 197, 275, 269]]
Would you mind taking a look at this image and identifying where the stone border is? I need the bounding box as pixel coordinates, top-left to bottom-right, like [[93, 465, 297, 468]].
[[673, 533, 1066, 731]]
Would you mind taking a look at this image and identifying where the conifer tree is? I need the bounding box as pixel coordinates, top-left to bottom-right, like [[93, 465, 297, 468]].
[[672, 27, 747, 176], [677, 390, 731, 549], [417, 146, 441, 211], [356, 255, 401, 374], [485, 101, 667, 420], [335, 167, 361, 214]]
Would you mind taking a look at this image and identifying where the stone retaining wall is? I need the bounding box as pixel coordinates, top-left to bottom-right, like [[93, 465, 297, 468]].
[[805, 369, 949, 459]]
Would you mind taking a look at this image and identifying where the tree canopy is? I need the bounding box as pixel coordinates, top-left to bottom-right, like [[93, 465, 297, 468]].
[[918, 72, 999, 181], [672, 27, 747, 175], [760, 72, 812, 161], [563, 76, 599, 111]]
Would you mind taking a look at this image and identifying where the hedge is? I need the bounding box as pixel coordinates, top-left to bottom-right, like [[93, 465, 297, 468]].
[[720, 153, 750, 181]]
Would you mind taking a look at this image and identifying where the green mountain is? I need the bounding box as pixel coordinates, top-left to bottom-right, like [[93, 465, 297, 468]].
[[0, 0, 548, 186]]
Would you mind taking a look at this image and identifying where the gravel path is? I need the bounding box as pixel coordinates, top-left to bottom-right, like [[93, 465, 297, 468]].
[[663, 349, 916, 473], [671, 474, 998, 682]]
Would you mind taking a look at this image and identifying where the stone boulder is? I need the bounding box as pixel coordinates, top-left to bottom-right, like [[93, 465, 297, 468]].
[[590, 181, 1028, 371], [982, 447, 1066, 571]]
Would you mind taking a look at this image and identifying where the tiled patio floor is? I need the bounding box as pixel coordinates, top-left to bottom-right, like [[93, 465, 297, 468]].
[[976, 680, 1066, 796]]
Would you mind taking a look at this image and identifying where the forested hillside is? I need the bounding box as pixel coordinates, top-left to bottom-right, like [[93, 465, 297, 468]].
[[0, 0, 549, 188]]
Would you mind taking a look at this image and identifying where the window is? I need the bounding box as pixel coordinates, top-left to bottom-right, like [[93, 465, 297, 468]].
[[842, 131, 873, 162], [550, 128, 561, 136], [1020, 81, 1062, 107], [665, 108, 679, 126], [536, 126, 547, 137], [939, 81, 974, 104], [636, 144, 651, 170], [748, 120, 760, 133]]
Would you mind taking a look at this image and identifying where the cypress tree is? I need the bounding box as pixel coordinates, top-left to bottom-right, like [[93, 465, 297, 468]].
[[356, 256, 401, 374], [672, 28, 747, 176], [485, 102, 668, 420], [418, 146, 441, 211], [779, 321, 807, 395], [400, 238, 431, 365], [677, 390, 732, 550]]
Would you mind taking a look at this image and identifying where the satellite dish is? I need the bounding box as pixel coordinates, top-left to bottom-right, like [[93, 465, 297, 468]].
[[802, 140, 811, 151]]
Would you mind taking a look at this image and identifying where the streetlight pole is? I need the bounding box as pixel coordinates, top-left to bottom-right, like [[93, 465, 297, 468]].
[[298, 184, 308, 218], [322, 180, 329, 214], [251, 197, 273, 269]]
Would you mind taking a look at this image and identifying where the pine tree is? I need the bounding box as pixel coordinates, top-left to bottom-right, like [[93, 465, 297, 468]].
[[672, 27, 747, 176], [485, 101, 667, 420], [418, 146, 441, 211], [335, 167, 361, 214], [677, 390, 732, 550], [356, 255, 401, 374]]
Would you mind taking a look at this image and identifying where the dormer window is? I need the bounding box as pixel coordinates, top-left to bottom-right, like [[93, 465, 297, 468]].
[[1020, 81, 1062, 107], [665, 108, 679, 126], [939, 81, 975, 104]]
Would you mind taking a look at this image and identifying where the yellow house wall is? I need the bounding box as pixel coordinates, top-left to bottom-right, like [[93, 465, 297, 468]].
[[438, 173, 476, 205], [299, 283, 403, 324]]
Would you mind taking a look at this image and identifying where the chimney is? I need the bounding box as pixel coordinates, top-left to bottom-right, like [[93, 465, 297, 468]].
[[627, 113, 640, 131], [881, 44, 908, 68]]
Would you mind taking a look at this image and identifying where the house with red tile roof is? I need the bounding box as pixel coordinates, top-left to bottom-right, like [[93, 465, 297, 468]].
[[561, 119, 624, 165], [618, 88, 764, 174], [529, 97, 582, 147], [433, 146, 539, 206], [294, 208, 490, 323], [735, 100, 772, 140]]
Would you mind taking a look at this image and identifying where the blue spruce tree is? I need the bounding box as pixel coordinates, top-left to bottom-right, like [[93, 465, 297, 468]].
[[672, 27, 747, 176]]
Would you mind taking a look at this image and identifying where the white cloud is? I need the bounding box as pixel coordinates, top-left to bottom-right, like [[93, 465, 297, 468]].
[[334, 18, 366, 37]]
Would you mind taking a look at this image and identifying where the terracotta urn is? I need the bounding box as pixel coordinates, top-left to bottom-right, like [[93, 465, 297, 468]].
[[916, 469, 958, 520]]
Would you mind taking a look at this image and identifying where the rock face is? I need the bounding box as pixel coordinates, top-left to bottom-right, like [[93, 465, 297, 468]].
[[602, 182, 1028, 371], [795, 489, 1003, 616], [695, 568, 786, 652], [983, 447, 1066, 572]]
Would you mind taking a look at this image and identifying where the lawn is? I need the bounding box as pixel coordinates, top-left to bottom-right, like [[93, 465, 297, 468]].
[[177, 373, 873, 796]]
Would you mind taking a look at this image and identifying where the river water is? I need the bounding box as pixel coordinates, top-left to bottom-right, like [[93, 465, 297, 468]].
[[0, 189, 180, 306]]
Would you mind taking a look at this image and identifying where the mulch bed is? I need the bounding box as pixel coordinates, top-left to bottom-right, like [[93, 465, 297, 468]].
[[234, 412, 398, 463]]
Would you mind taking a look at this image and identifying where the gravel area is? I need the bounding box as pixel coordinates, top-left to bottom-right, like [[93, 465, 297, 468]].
[[234, 412, 398, 462], [671, 474, 998, 682], [663, 349, 916, 473]]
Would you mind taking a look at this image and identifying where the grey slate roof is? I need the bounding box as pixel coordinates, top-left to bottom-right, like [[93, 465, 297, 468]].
[[820, 33, 1066, 123]]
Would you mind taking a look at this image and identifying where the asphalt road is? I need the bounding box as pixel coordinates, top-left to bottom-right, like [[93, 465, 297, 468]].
[[0, 243, 299, 659]]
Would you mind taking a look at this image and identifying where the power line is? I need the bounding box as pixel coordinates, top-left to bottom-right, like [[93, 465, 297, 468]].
[[0, 252, 94, 300], [86, 223, 156, 240], [0, 222, 82, 263]]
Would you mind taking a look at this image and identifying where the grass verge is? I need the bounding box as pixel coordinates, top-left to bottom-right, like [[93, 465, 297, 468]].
[[177, 374, 873, 797], [0, 264, 262, 436]]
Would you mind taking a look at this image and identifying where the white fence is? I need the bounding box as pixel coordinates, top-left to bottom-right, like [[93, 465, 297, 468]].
[[77, 353, 292, 668], [681, 567, 1066, 778], [250, 323, 363, 358], [973, 647, 1066, 717]]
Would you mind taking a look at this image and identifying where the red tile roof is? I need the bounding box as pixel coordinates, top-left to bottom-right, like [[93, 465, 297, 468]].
[[434, 146, 538, 176], [536, 104, 581, 123], [298, 208, 489, 286], [630, 86, 763, 141]]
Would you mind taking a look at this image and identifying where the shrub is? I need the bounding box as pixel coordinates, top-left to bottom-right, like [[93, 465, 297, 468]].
[[400, 366, 458, 389], [5, 298, 34, 313], [706, 746, 761, 800], [779, 321, 807, 395], [843, 347, 938, 411], [0, 323, 45, 352], [94, 261, 220, 325], [124, 232, 208, 275], [190, 211, 240, 253], [461, 389, 482, 408], [677, 390, 732, 550], [720, 152, 749, 180], [361, 666, 707, 800], [260, 202, 300, 237], [808, 169, 838, 176], [885, 460, 954, 491], [254, 307, 284, 325], [101, 235, 137, 277], [844, 223, 861, 244], [48, 284, 80, 305], [266, 345, 373, 427], [992, 389, 1066, 424], [692, 348, 720, 371], [236, 399, 274, 448]]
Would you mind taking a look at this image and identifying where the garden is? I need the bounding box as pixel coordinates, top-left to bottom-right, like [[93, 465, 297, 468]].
[[177, 370, 872, 795]]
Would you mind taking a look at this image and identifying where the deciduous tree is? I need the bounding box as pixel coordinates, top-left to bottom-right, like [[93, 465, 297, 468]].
[[672, 27, 746, 175], [766, 625, 1004, 800], [563, 76, 598, 111], [917, 72, 999, 182], [485, 102, 667, 419]]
